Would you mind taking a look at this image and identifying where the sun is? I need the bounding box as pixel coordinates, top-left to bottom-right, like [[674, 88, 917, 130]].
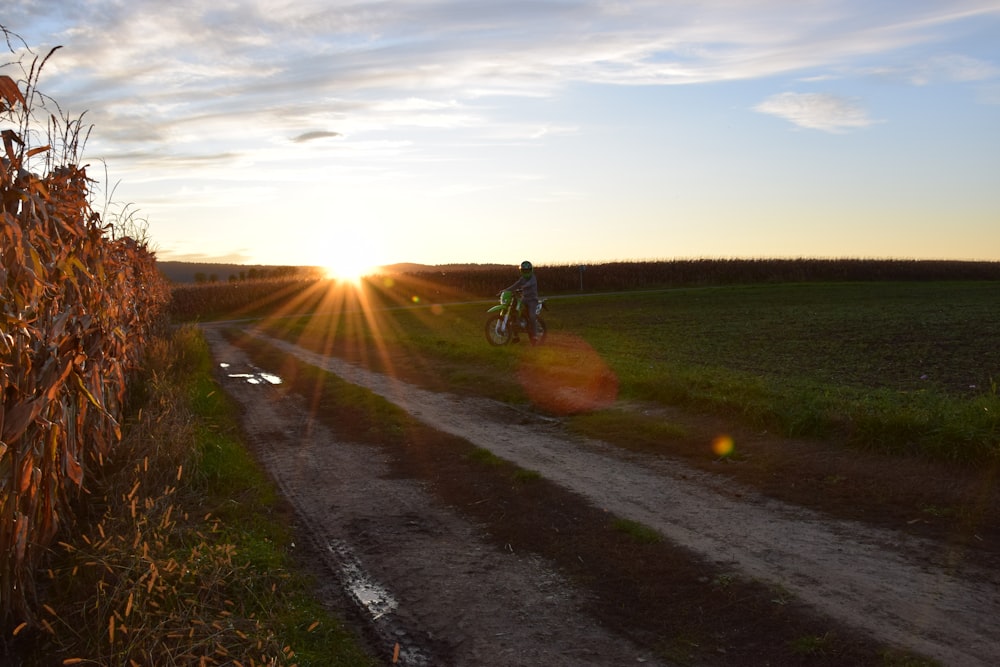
[[323, 255, 382, 284], [320, 235, 384, 284]]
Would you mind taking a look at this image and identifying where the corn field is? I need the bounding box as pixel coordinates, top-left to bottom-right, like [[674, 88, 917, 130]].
[[169, 277, 326, 322], [1, 37, 170, 627]]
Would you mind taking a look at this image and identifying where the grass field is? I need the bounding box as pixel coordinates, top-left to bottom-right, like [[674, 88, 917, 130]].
[[258, 280, 1000, 463]]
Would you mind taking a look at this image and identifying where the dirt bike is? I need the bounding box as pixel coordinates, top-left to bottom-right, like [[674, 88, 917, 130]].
[[485, 289, 547, 346]]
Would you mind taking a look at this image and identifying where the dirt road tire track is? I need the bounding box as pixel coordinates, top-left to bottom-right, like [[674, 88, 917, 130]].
[[206, 326, 1000, 666]]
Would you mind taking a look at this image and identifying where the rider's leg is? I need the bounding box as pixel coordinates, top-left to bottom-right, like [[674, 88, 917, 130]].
[[525, 300, 538, 343]]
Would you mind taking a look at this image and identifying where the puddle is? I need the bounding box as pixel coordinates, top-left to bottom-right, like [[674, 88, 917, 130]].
[[326, 540, 430, 667], [324, 539, 435, 665], [327, 539, 398, 620], [219, 362, 283, 385]]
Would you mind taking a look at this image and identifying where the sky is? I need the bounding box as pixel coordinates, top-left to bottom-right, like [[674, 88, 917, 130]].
[[4, 1, 1000, 272]]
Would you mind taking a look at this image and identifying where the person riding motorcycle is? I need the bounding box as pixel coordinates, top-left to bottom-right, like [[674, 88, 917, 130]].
[[502, 261, 540, 344]]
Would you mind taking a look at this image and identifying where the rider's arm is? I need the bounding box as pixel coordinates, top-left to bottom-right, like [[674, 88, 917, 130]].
[[505, 276, 527, 293]]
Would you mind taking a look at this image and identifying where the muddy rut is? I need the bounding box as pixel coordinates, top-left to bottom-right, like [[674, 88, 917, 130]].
[[204, 326, 999, 666]]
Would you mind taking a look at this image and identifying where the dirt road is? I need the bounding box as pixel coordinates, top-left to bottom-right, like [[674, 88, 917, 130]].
[[204, 326, 999, 666]]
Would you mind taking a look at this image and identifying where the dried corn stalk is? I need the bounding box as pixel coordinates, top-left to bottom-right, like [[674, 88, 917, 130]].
[[1, 46, 169, 626]]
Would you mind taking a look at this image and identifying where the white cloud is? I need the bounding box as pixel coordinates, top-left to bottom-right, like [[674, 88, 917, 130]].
[[753, 92, 876, 133], [8, 0, 996, 151]]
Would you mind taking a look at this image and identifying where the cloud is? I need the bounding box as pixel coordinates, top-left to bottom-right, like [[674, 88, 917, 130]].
[[158, 250, 256, 264], [753, 92, 876, 133], [913, 54, 999, 84], [6, 1, 993, 171], [292, 130, 342, 143], [864, 53, 1000, 86]]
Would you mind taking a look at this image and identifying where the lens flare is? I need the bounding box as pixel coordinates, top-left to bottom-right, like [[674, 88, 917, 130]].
[[712, 434, 735, 457], [516, 333, 619, 415]]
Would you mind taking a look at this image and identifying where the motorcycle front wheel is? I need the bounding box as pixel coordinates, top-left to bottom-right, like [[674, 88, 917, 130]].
[[485, 314, 512, 346]]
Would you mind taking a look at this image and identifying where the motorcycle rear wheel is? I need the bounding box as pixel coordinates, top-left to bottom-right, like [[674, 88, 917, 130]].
[[485, 314, 512, 346], [532, 317, 547, 344]]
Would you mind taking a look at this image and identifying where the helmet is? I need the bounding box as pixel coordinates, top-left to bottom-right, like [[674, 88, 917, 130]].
[[519, 260, 533, 275]]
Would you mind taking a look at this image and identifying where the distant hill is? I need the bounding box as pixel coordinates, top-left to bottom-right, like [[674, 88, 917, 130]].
[[381, 262, 509, 273]]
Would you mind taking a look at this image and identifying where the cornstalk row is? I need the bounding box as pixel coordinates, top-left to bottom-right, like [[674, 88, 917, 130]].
[[1, 65, 169, 627]]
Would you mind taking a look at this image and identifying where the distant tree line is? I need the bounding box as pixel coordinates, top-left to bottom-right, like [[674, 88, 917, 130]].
[[385, 258, 1000, 299], [192, 265, 321, 284]]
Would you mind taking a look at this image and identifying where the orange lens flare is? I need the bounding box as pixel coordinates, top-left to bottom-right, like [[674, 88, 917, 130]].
[[516, 334, 619, 415], [712, 434, 735, 457]]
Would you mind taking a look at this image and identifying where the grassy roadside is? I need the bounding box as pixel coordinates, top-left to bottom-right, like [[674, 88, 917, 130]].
[[13, 326, 375, 666]]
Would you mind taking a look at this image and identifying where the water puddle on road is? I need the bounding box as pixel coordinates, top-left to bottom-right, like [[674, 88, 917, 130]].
[[219, 362, 283, 386], [326, 539, 398, 620], [324, 539, 434, 665]]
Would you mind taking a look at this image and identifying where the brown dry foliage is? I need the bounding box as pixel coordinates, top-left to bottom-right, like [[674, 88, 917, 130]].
[[1, 46, 170, 627]]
